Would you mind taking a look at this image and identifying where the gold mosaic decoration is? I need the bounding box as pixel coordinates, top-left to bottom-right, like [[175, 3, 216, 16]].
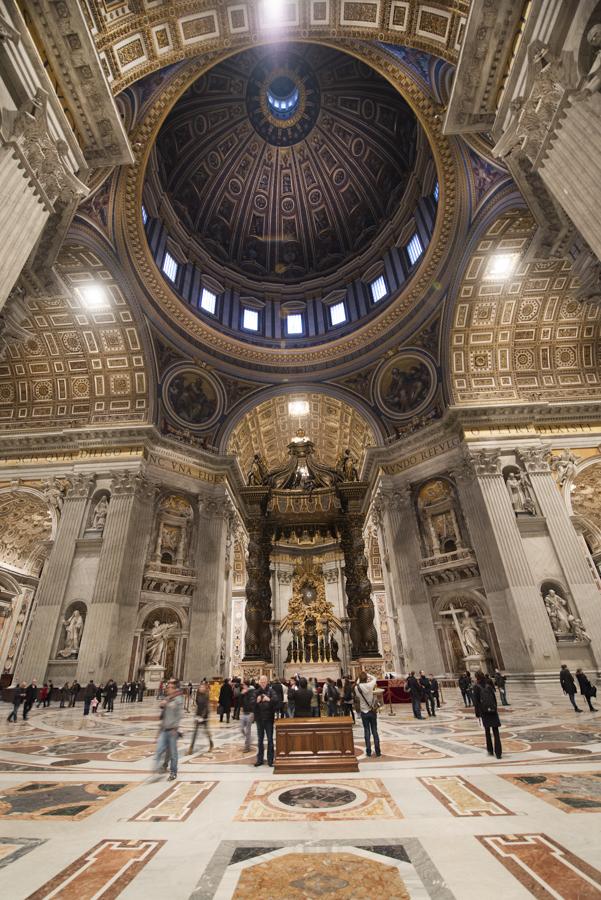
[[86, 0, 468, 94], [450, 213, 601, 404]]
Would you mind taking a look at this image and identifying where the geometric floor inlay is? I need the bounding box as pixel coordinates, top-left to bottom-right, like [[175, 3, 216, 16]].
[[0, 782, 132, 820], [234, 779, 402, 821], [0, 837, 45, 869], [503, 772, 601, 813], [419, 775, 513, 816], [131, 781, 217, 821], [478, 833, 601, 899], [27, 839, 165, 899]]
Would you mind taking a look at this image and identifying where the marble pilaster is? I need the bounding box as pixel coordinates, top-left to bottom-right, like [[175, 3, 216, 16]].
[[519, 447, 601, 665], [76, 471, 155, 683], [375, 484, 444, 674], [454, 451, 559, 674], [185, 493, 230, 680], [16, 475, 92, 683]]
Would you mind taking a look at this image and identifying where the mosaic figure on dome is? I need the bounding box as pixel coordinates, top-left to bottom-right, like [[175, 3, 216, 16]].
[[57, 609, 84, 658], [166, 370, 217, 425]]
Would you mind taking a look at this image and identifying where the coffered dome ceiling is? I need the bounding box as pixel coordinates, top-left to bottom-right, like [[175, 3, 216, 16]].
[[146, 42, 426, 288]]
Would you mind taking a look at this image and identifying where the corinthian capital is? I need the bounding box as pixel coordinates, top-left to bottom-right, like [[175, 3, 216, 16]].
[[516, 446, 551, 474], [197, 493, 231, 518], [110, 470, 142, 496], [467, 448, 501, 476], [65, 473, 93, 499]]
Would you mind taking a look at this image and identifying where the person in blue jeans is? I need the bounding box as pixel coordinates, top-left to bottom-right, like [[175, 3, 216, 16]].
[[354, 671, 381, 757], [153, 679, 183, 780]]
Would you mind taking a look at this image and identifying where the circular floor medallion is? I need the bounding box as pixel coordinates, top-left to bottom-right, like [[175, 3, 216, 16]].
[[276, 786, 357, 809]]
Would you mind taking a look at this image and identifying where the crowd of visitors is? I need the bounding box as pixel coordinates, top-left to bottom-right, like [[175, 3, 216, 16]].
[[5, 662, 597, 775]]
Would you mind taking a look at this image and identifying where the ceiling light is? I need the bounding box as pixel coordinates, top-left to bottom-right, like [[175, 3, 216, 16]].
[[288, 399, 309, 417], [260, 0, 286, 24], [485, 254, 519, 280], [80, 284, 108, 307]]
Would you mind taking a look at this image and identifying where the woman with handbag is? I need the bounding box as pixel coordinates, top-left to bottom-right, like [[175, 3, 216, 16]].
[[354, 671, 381, 757], [576, 669, 598, 712]]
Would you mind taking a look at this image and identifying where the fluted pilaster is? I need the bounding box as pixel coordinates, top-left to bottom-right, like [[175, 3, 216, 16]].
[[76, 471, 155, 682], [16, 474, 92, 682], [455, 451, 558, 672], [376, 484, 444, 672], [185, 493, 230, 679]]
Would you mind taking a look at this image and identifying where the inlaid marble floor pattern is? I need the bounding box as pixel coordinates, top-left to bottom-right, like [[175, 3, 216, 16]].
[[0, 685, 600, 898]]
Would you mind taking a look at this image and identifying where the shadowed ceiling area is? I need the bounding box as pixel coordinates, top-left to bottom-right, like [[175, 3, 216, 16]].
[[226, 393, 377, 477], [147, 42, 425, 287]]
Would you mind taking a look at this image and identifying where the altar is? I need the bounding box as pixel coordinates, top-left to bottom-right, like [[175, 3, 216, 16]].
[[283, 661, 341, 681]]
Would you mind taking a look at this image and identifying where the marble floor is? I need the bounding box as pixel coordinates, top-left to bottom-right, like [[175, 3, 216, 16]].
[[0, 686, 600, 899]]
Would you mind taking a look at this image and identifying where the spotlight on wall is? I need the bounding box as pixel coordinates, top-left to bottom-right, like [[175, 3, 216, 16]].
[[80, 284, 109, 307], [485, 254, 519, 280], [288, 399, 309, 417]]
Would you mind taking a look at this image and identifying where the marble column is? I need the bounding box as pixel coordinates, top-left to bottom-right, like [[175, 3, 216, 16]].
[[374, 484, 444, 673], [338, 515, 380, 659], [453, 451, 559, 674], [243, 519, 273, 662], [519, 447, 601, 666], [16, 475, 92, 683], [185, 493, 230, 680], [76, 471, 155, 683]]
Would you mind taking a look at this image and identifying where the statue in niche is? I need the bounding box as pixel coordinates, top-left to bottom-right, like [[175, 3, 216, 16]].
[[57, 608, 84, 658], [247, 453, 269, 486], [459, 611, 489, 657], [569, 616, 591, 642], [543, 589, 572, 635], [91, 495, 109, 530], [145, 620, 177, 666], [505, 471, 536, 514], [336, 448, 359, 482]]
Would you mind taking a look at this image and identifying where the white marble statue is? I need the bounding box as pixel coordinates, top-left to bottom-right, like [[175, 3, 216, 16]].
[[543, 589, 572, 635], [91, 495, 109, 530], [43, 478, 64, 516], [459, 611, 489, 657], [548, 448, 579, 487], [58, 609, 84, 658], [569, 616, 591, 642], [145, 620, 176, 666], [581, 24, 601, 95], [505, 471, 535, 514]]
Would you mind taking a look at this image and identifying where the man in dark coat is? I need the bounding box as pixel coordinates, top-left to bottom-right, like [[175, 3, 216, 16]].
[[188, 681, 214, 754], [494, 669, 509, 706], [405, 672, 423, 720], [138, 679, 145, 702], [292, 677, 313, 718], [429, 674, 441, 708], [458, 672, 473, 706], [559, 664, 582, 712], [7, 682, 26, 722], [218, 678, 233, 723], [83, 680, 97, 716], [23, 680, 37, 720], [70, 681, 80, 707], [253, 675, 276, 766], [473, 670, 502, 758], [419, 671, 436, 717], [575, 668, 597, 712], [270, 678, 284, 718]]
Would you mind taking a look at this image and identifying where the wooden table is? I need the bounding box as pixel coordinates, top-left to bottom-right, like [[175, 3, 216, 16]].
[[274, 716, 358, 773]]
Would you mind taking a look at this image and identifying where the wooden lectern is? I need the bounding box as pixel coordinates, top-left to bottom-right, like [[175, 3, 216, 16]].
[[274, 716, 358, 773]]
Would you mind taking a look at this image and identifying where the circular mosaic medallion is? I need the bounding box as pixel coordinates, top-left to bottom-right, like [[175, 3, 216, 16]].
[[162, 366, 223, 430], [277, 786, 357, 808], [374, 351, 437, 420]]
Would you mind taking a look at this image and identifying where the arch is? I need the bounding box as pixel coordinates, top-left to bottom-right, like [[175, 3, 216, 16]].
[[0, 488, 53, 575], [220, 385, 382, 476], [92, 2, 468, 96], [446, 210, 601, 405]]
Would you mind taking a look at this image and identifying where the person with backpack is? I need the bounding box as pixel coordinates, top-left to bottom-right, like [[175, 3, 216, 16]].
[[354, 671, 381, 757], [324, 678, 339, 716], [405, 671, 424, 720], [473, 670, 502, 759], [419, 671, 436, 717], [559, 664, 582, 712]]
